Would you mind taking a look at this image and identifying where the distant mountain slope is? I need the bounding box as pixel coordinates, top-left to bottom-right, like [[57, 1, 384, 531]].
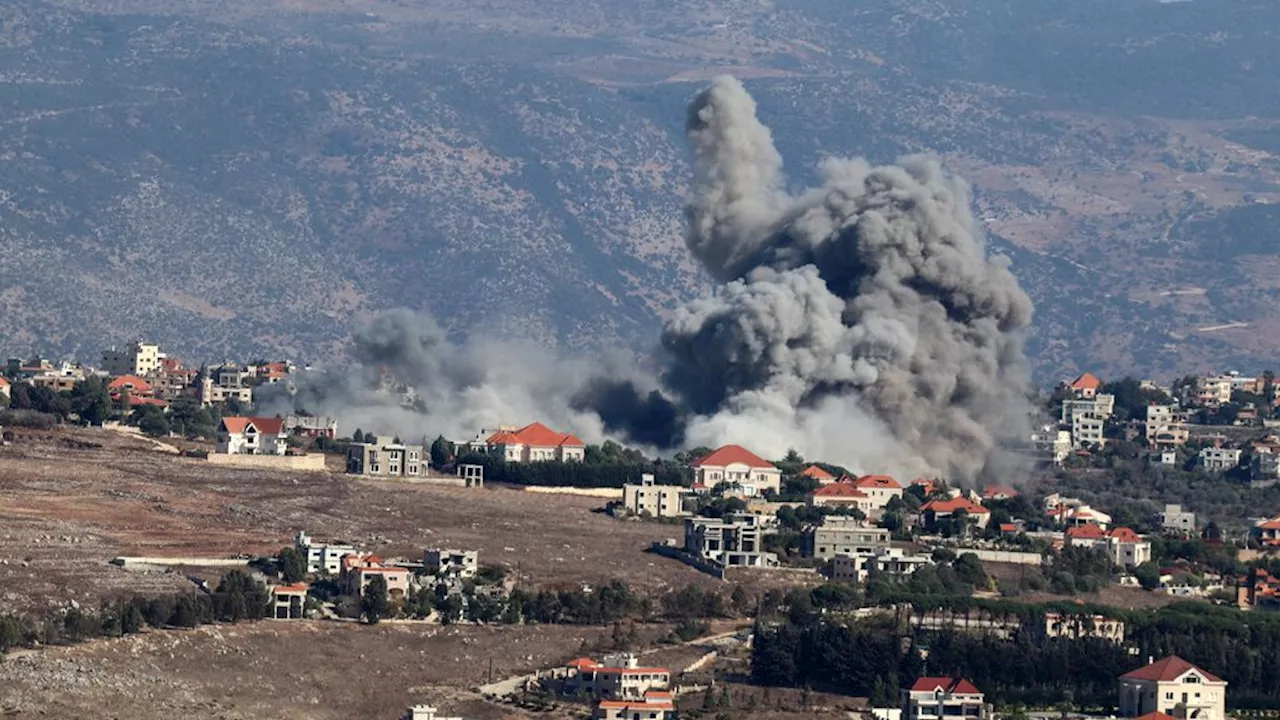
[[3, 0, 1280, 384]]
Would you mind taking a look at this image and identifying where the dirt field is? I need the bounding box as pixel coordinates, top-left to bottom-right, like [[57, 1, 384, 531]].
[[0, 427, 715, 613]]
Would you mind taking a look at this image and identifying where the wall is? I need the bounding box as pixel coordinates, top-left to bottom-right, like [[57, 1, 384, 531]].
[[958, 549, 1043, 566], [523, 486, 624, 499], [206, 453, 326, 471]]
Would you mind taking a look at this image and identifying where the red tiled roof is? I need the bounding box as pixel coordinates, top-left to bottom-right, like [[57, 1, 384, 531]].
[[853, 474, 902, 490], [690, 444, 777, 470], [486, 422, 585, 448], [1066, 523, 1108, 540], [812, 482, 868, 498], [128, 397, 169, 408], [0, 377, 10, 387], [597, 700, 675, 711], [921, 497, 988, 515], [999, 523, 1018, 533], [800, 465, 836, 481], [1071, 372, 1102, 390], [220, 416, 286, 435], [1121, 656, 1222, 683], [1257, 518, 1280, 531], [910, 677, 982, 694], [273, 583, 308, 594], [982, 484, 1019, 499], [1136, 713, 1179, 720], [1108, 527, 1143, 542], [108, 375, 153, 393]]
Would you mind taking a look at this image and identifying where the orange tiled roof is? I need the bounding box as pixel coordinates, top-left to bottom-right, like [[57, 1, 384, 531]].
[[1108, 527, 1143, 542], [1121, 655, 1222, 683], [221, 416, 286, 435], [800, 465, 836, 481], [486, 422, 585, 448], [689, 444, 777, 470], [921, 497, 988, 515], [812, 482, 868, 499], [853, 474, 902, 490], [910, 677, 982, 694], [1066, 523, 1108, 540], [1071, 372, 1102, 390], [108, 375, 153, 393]]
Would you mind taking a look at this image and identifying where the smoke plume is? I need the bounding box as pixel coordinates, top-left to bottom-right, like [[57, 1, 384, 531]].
[[279, 76, 1035, 483]]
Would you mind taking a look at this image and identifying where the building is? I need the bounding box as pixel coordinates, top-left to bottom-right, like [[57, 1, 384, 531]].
[[800, 464, 837, 484], [565, 654, 671, 700], [271, 583, 308, 620], [200, 371, 253, 406], [347, 436, 425, 477], [0, 376, 8, 401], [684, 513, 777, 568], [1066, 524, 1152, 567], [1254, 516, 1280, 548], [807, 515, 891, 561], [903, 677, 985, 720], [1042, 612, 1125, 644], [593, 692, 675, 720], [295, 531, 356, 575], [1072, 414, 1108, 449], [284, 414, 338, 439], [341, 555, 411, 599], [1118, 656, 1227, 720], [1070, 372, 1102, 399], [689, 445, 782, 497], [830, 547, 931, 584], [920, 497, 990, 531], [101, 341, 164, 377], [1158, 505, 1196, 534], [402, 706, 463, 720], [1198, 445, 1241, 473], [425, 549, 478, 579], [1047, 502, 1112, 529], [1145, 405, 1188, 447], [621, 474, 693, 519], [1249, 451, 1280, 488], [982, 485, 1019, 502], [485, 422, 585, 462], [216, 416, 288, 455], [1236, 568, 1280, 610], [1062, 394, 1115, 424], [808, 481, 874, 513], [851, 475, 905, 511], [1030, 428, 1073, 464]]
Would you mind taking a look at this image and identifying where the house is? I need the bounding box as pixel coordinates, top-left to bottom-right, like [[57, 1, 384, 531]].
[[807, 515, 891, 561], [830, 547, 931, 584], [800, 464, 837, 484], [1158, 505, 1196, 534], [255, 361, 292, 384], [347, 436, 425, 477], [271, 583, 308, 620], [1236, 568, 1280, 610], [903, 677, 985, 720], [402, 706, 463, 720], [425, 549, 478, 579], [851, 475, 905, 511], [107, 375, 154, 396], [101, 341, 164, 377], [216, 416, 288, 455], [689, 445, 782, 497], [1250, 450, 1280, 488], [593, 692, 675, 720], [1253, 516, 1280, 548], [1070, 372, 1102, 399], [200, 368, 253, 406], [341, 555, 411, 599], [622, 474, 693, 518], [1066, 524, 1152, 567], [1198, 445, 1242, 473], [485, 422, 585, 463], [1145, 405, 1189, 447], [1118, 656, 1227, 720], [295, 531, 356, 575], [684, 513, 777, 568], [1047, 502, 1112, 529], [565, 654, 671, 700], [284, 414, 338, 439], [920, 497, 990, 530], [1042, 612, 1125, 644], [982, 484, 1019, 502], [808, 481, 874, 514]]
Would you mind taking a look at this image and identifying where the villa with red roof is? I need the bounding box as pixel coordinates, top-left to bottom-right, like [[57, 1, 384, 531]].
[[920, 497, 991, 530], [1119, 656, 1226, 720], [564, 653, 671, 701], [592, 691, 675, 720], [800, 464, 837, 484], [485, 422, 585, 463], [689, 445, 781, 497], [216, 416, 288, 455], [851, 475, 904, 513], [1071, 372, 1102, 399], [982, 484, 1019, 502], [809, 481, 873, 513], [1066, 524, 1152, 566], [1254, 516, 1280, 547], [903, 677, 985, 720], [340, 555, 411, 600]]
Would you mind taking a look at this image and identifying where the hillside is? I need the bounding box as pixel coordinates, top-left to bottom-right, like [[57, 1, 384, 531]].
[[3, 0, 1279, 382]]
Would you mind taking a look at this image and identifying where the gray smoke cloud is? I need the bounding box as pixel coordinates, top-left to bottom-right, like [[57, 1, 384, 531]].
[[275, 76, 1035, 483]]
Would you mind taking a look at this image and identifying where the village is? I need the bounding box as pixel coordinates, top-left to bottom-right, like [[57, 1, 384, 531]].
[[3, 341, 1280, 718]]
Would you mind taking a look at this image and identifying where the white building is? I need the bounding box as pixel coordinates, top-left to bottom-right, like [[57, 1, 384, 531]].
[[425, 549, 478, 579], [403, 706, 463, 720], [621, 474, 693, 518], [1198, 446, 1241, 473], [850, 475, 905, 513], [1158, 504, 1196, 534], [1066, 525, 1152, 567], [216, 416, 288, 455], [565, 653, 671, 701], [903, 677, 985, 720], [684, 513, 777, 568], [1119, 656, 1226, 720], [1043, 612, 1125, 644], [484, 422, 586, 462], [1072, 414, 1107, 449], [1145, 405, 1188, 447], [808, 516, 891, 561], [830, 547, 931, 584], [101, 341, 164, 377], [295, 531, 356, 575], [689, 445, 781, 497]]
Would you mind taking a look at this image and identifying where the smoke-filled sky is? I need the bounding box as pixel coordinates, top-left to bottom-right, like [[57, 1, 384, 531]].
[[275, 76, 1036, 482]]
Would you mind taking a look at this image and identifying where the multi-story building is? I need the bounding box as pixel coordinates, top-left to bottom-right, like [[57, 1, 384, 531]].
[[621, 473, 693, 518], [1062, 393, 1115, 423], [101, 341, 164, 377], [851, 475, 905, 513], [340, 555, 411, 599], [200, 370, 253, 406], [800, 464, 837, 484], [1070, 372, 1102, 400], [484, 422, 586, 462], [1236, 568, 1280, 610], [903, 677, 985, 720], [808, 481, 875, 513], [424, 549, 478, 579], [1158, 505, 1196, 534], [216, 416, 288, 455], [689, 444, 782, 497], [347, 436, 424, 477], [684, 513, 777, 568], [1250, 450, 1280, 488], [1145, 405, 1188, 447], [284, 414, 338, 439], [1066, 524, 1152, 567], [1118, 656, 1227, 720], [1072, 414, 1107, 449], [565, 654, 671, 701], [1042, 612, 1125, 644], [1198, 445, 1241, 473], [271, 583, 308, 620], [295, 531, 356, 575], [807, 515, 891, 561], [920, 497, 991, 531], [1254, 516, 1280, 548], [830, 547, 931, 584]]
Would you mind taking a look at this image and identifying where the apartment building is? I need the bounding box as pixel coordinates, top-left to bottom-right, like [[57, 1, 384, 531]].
[[689, 444, 782, 497], [216, 416, 288, 455], [295, 531, 356, 575], [621, 474, 693, 518], [565, 654, 671, 701], [425, 549, 478, 579], [1198, 446, 1242, 473], [684, 513, 777, 568], [807, 515, 891, 561], [347, 436, 424, 477], [101, 341, 164, 377], [485, 422, 586, 462], [903, 677, 985, 720], [200, 371, 253, 406], [1119, 656, 1227, 720], [1145, 405, 1188, 447]]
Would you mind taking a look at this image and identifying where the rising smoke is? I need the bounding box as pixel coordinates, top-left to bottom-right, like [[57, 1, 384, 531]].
[[279, 76, 1035, 483]]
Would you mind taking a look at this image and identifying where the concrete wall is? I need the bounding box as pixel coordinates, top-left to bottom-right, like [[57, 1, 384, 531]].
[[113, 556, 250, 567], [206, 453, 326, 471], [959, 549, 1044, 566], [523, 486, 624, 499], [384, 474, 474, 488], [650, 543, 725, 579]]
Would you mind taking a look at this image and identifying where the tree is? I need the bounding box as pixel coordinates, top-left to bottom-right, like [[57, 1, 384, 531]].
[[135, 406, 170, 437], [1133, 562, 1161, 591], [277, 547, 307, 584], [213, 570, 269, 622], [430, 434, 453, 469], [69, 377, 112, 425], [362, 575, 390, 624], [352, 428, 365, 443]]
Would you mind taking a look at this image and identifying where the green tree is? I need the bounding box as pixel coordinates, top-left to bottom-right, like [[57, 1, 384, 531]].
[[277, 547, 307, 584], [69, 377, 112, 425], [430, 434, 452, 469], [352, 428, 365, 443], [362, 575, 390, 624], [135, 406, 170, 437]]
